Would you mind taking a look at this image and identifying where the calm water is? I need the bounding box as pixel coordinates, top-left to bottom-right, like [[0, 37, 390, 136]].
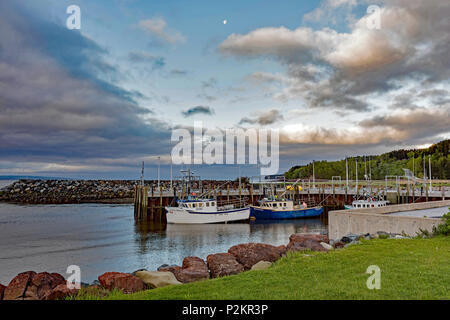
[[0, 202, 327, 284]]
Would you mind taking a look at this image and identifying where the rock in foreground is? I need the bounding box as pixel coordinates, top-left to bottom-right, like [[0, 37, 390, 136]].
[[177, 257, 210, 283], [287, 234, 329, 252], [0, 283, 6, 300], [24, 272, 66, 300], [98, 272, 145, 293], [228, 243, 286, 270], [3, 271, 36, 300], [250, 261, 273, 271], [43, 284, 79, 300], [207, 253, 244, 278], [3, 271, 70, 300], [135, 271, 182, 288]]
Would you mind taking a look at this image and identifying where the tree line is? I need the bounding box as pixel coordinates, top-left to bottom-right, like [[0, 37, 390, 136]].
[[285, 139, 450, 180]]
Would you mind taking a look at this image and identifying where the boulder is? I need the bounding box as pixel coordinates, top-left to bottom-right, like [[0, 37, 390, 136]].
[[287, 234, 329, 252], [157, 264, 180, 271], [43, 284, 79, 300], [289, 233, 329, 244], [24, 272, 66, 300], [98, 272, 145, 293], [158, 265, 182, 274], [341, 233, 360, 243], [175, 256, 210, 283], [333, 241, 346, 249], [0, 283, 5, 300], [250, 261, 272, 271], [228, 243, 285, 270], [3, 271, 36, 300], [130, 269, 148, 276], [320, 242, 334, 251], [135, 271, 181, 288], [206, 253, 244, 278]]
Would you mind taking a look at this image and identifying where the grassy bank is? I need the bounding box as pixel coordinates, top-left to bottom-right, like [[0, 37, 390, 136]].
[[75, 237, 450, 300]]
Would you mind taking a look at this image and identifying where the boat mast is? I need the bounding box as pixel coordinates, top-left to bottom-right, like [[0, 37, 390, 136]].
[[140, 161, 144, 186], [312, 160, 315, 189], [429, 155, 432, 191], [157, 156, 161, 189], [364, 156, 367, 181], [345, 157, 349, 189], [170, 159, 173, 190]]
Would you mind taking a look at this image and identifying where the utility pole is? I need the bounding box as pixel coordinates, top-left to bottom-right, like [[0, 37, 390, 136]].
[[170, 158, 173, 190], [429, 155, 432, 191], [423, 156, 426, 180], [312, 160, 315, 189], [364, 156, 367, 181], [238, 166, 241, 201], [355, 159, 358, 192]]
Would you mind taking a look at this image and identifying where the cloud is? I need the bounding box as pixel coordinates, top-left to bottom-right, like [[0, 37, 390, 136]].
[[182, 106, 215, 117], [219, 0, 450, 113], [0, 1, 172, 174], [138, 17, 186, 44], [128, 51, 165, 67], [279, 106, 450, 149], [170, 69, 188, 76], [303, 0, 357, 24], [239, 109, 284, 126], [359, 107, 450, 141], [201, 77, 218, 89]]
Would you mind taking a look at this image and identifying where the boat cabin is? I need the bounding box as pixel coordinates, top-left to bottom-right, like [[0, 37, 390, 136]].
[[351, 200, 388, 209], [260, 200, 295, 211], [177, 199, 217, 211]]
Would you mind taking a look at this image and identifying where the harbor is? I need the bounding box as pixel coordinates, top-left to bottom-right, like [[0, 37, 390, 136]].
[[133, 177, 450, 222]]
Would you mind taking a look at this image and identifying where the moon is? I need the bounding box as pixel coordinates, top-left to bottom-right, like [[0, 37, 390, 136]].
[[223, 19, 227, 25]]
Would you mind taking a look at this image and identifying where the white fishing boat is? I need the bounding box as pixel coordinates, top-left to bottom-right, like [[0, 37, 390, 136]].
[[344, 195, 389, 210], [165, 197, 250, 224]]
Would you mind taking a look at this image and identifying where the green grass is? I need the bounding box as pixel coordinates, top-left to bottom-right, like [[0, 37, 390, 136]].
[[74, 237, 450, 300]]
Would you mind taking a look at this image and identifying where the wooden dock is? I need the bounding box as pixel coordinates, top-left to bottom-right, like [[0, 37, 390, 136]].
[[134, 181, 450, 221]]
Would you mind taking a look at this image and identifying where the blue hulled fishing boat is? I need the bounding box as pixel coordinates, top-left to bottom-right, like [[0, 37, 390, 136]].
[[250, 197, 323, 220]]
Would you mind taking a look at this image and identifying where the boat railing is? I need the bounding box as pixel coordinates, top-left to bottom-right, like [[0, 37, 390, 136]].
[[217, 197, 249, 209]]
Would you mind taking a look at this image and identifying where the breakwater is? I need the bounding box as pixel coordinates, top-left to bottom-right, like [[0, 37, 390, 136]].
[[0, 179, 249, 204], [0, 180, 137, 204]]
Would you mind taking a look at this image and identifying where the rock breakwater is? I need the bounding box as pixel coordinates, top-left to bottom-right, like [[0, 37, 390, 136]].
[[0, 179, 139, 204]]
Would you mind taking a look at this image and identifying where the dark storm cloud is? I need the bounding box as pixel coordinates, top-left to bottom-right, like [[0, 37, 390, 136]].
[[182, 106, 215, 117], [0, 1, 171, 170]]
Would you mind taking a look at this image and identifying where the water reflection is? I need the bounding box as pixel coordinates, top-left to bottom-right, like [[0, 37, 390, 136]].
[[0, 202, 328, 284]]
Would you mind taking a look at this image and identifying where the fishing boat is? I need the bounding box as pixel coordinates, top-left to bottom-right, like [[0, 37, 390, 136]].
[[344, 197, 389, 210], [344, 191, 389, 210], [250, 197, 323, 220], [165, 197, 250, 224]]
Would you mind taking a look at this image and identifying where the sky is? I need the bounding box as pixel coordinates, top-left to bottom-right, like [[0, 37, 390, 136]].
[[0, 0, 449, 179]]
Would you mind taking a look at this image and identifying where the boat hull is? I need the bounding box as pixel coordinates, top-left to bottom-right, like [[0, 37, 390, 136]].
[[250, 206, 323, 220], [165, 207, 250, 224]]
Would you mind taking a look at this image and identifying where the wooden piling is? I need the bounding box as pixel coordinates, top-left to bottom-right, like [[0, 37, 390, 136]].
[[134, 185, 148, 221]]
